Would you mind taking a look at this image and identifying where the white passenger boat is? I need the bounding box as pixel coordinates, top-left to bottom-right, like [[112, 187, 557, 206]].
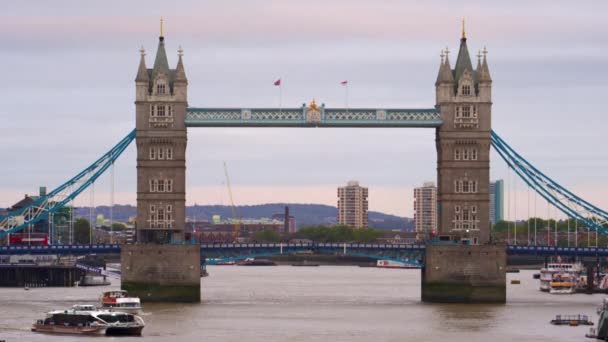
[[32, 305, 145, 336], [539, 262, 584, 291], [376, 260, 420, 269], [549, 272, 577, 294]]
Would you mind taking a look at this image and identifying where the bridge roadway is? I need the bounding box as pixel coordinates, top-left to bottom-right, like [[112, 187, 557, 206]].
[[2, 243, 608, 259]]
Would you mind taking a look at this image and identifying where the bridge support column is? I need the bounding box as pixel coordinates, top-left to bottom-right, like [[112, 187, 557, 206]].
[[121, 244, 201, 302], [421, 244, 506, 303]]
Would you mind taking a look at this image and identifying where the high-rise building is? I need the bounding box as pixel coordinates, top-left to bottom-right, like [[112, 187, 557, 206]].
[[337, 181, 369, 227], [414, 182, 437, 240], [489, 180, 504, 225]]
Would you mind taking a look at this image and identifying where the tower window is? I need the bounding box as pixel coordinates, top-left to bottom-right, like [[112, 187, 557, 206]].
[[166, 147, 173, 160], [157, 105, 165, 117], [158, 147, 165, 160], [156, 82, 166, 95], [462, 85, 471, 96], [454, 148, 461, 160], [150, 147, 156, 160], [471, 149, 478, 160], [461, 106, 470, 118]]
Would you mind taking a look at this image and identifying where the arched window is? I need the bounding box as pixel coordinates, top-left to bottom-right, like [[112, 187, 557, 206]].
[[158, 148, 165, 160], [150, 147, 156, 160], [156, 82, 166, 95], [166, 148, 173, 160], [471, 149, 478, 160], [462, 84, 471, 96], [454, 148, 461, 160]]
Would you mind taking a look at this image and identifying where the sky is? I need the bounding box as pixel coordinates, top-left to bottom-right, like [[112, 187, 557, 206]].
[[1, 0, 608, 219]]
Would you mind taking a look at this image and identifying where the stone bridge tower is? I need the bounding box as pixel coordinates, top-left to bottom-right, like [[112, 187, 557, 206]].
[[435, 28, 492, 245], [422, 27, 506, 303], [134, 30, 188, 243], [121, 25, 200, 302]]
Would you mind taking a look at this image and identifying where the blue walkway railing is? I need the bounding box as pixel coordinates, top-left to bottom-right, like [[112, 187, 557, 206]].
[[2, 243, 608, 259]]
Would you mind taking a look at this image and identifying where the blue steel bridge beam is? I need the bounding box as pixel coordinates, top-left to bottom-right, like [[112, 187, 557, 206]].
[[491, 131, 608, 236], [0, 130, 135, 238]]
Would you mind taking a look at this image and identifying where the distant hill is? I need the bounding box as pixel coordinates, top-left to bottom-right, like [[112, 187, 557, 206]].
[[75, 203, 413, 231]]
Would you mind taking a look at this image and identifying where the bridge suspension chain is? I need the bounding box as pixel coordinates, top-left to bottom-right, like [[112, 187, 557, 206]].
[[0, 129, 135, 238], [491, 130, 608, 236]]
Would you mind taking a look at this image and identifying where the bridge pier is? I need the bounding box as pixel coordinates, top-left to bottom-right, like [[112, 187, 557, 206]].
[[121, 245, 201, 302], [421, 244, 506, 303]]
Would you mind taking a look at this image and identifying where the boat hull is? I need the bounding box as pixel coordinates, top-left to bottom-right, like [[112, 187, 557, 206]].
[[106, 325, 144, 336], [32, 324, 106, 335]]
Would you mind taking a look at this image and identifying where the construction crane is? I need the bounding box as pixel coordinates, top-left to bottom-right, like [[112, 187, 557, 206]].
[[223, 161, 241, 239]]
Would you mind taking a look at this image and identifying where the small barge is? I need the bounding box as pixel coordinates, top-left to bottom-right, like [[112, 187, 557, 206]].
[[550, 314, 593, 326]]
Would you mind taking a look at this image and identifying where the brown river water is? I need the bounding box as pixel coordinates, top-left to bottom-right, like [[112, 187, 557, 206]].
[[0, 266, 601, 341]]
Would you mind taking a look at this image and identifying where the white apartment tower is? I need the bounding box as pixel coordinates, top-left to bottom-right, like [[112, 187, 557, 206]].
[[414, 182, 437, 240], [337, 181, 369, 228]]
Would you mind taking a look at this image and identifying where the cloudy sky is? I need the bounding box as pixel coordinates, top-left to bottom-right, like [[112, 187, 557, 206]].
[[2, 0, 607, 219]]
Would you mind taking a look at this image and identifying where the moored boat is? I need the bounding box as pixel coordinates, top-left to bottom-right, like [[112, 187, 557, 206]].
[[550, 314, 593, 325], [550, 273, 577, 294], [539, 262, 584, 291], [100, 290, 142, 314], [376, 260, 420, 269], [237, 258, 276, 266]]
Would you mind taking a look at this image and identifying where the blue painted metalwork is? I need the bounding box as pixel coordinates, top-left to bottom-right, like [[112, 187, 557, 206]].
[[491, 130, 608, 235], [0, 130, 135, 237], [185, 107, 442, 127], [2, 243, 608, 260]]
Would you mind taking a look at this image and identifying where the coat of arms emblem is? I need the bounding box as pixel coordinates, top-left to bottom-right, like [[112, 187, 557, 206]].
[[306, 99, 322, 124]]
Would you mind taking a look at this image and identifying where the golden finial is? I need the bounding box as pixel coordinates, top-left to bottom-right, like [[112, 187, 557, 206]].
[[308, 98, 319, 110], [160, 17, 164, 37], [461, 18, 466, 39]]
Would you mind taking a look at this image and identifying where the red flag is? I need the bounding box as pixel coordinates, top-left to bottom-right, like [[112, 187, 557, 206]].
[[274, 79, 281, 86], [341, 80, 348, 85]]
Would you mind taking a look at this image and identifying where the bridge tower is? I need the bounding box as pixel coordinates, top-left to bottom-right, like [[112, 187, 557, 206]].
[[422, 26, 506, 303], [121, 24, 200, 302]]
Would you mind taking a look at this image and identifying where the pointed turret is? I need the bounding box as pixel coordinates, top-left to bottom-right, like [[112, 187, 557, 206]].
[[436, 50, 454, 85], [135, 47, 149, 82], [175, 46, 187, 82], [478, 47, 492, 83]]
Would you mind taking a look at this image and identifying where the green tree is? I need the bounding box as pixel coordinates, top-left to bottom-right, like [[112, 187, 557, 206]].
[[74, 218, 92, 244], [253, 228, 281, 243], [111, 222, 127, 231], [295, 225, 383, 243]]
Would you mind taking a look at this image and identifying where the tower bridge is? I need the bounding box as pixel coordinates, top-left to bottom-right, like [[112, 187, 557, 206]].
[[2, 26, 607, 303]]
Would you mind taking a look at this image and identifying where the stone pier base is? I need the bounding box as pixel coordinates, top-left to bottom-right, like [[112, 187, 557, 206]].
[[121, 244, 201, 303], [421, 244, 506, 303]]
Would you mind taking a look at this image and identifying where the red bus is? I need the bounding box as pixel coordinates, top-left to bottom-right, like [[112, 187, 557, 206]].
[[9, 233, 49, 246]]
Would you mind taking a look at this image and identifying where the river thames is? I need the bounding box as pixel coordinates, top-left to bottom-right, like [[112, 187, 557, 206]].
[[0, 266, 601, 341]]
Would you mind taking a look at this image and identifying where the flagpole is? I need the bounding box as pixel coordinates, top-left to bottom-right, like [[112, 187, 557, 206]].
[[345, 83, 349, 113], [279, 82, 282, 114]]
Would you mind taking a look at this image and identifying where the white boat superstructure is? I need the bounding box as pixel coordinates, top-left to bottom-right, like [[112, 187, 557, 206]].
[[100, 290, 142, 314]]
